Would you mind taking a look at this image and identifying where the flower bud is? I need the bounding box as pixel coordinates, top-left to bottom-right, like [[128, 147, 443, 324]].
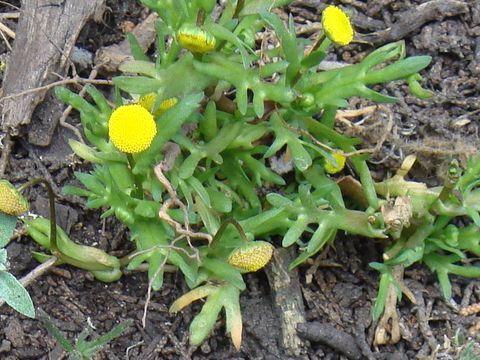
[[324, 152, 346, 174], [177, 24, 216, 53], [228, 241, 274, 272], [0, 180, 29, 216], [138, 94, 178, 117]]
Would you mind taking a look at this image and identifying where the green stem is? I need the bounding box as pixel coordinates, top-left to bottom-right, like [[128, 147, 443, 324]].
[[383, 238, 407, 261], [316, 36, 331, 53], [309, 33, 326, 53], [211, 219, 248, 247], [18, 178, 58, 252], [319, 105, 337, 128], [233, 0, 245, 18], [325, 209, 386, 239], [350, 156, 379, 210], [291, 33, 327, 87], [126, 154, 143, 199], [449, 263, 480, 278]]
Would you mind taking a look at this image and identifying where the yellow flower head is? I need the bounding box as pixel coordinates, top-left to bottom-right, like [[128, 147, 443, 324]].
[[177, 24, 216, 53], [108, 104, 157, 154], [0, 180, 29, 216], [138, 93, 178, 117], [324, 152, 347, 174], [228, 241, 274, 272], [322, 5, 354, 46]]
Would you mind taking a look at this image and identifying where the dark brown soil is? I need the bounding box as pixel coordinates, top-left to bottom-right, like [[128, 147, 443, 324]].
[[1, 1, 480, 359]]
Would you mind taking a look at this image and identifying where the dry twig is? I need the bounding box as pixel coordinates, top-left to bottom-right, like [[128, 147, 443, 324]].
[[0, 12, 19, 20], [154, 164, 212, 245], [0, 20, 14, 39], [337, 105, 394, 158], [0, 77, 112, 104]]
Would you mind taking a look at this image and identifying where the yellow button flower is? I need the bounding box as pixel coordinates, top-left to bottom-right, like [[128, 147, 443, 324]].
[[177, 24, 216, 53], [322, 5, 354, 46], [324, 152, 347, 174], [228, 241, 274, 272], [0, 180, 29, 216], [138, 93, 178, 117], [108, 104, 157, 154]]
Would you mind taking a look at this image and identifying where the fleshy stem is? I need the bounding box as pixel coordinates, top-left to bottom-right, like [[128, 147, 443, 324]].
[[126, 154, 144, 199], [18, 178, 57, 252]]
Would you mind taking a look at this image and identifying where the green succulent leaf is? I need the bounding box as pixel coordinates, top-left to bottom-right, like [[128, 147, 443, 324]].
[[282, 214, 309, 247], [240, 0, 294, 15], [126, 33, 150, 62], [119, 60, 158, 77], [201, 257, 246, 290], [372, 271, 392, 321], [189, 287, 223, 346]]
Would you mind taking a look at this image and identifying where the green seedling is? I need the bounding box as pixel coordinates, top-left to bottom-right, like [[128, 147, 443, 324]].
[[38, 308, 132, 360]]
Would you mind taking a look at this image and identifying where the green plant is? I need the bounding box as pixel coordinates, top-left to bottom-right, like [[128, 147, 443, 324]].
[[38, 308, 132, 360], [25, 0, 479, 350], [369, 156, 480, 322], [458, 342, 480, 360]]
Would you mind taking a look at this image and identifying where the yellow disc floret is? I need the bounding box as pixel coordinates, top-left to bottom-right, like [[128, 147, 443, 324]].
[[177, 24, 216, 53], [0, 180, 29, 216], [324, 152, 347, 174], [322, 5, 354, 46], [138, 93, 178, 117], [228, 241, 274, 272], [108, 104, 157, 154]]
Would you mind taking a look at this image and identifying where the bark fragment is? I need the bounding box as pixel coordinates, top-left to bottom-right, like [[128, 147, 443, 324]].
[[0, 0, 106, 134]]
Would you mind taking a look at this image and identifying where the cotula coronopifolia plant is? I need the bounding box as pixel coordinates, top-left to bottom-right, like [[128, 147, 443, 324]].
[[22, 0, 459, 349]]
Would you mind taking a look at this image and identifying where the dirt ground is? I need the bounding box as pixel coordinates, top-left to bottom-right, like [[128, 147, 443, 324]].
[[1, 0, 480, 359]]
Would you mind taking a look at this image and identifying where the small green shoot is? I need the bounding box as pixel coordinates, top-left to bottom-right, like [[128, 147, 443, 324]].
[[37, 308, 132, 360]]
